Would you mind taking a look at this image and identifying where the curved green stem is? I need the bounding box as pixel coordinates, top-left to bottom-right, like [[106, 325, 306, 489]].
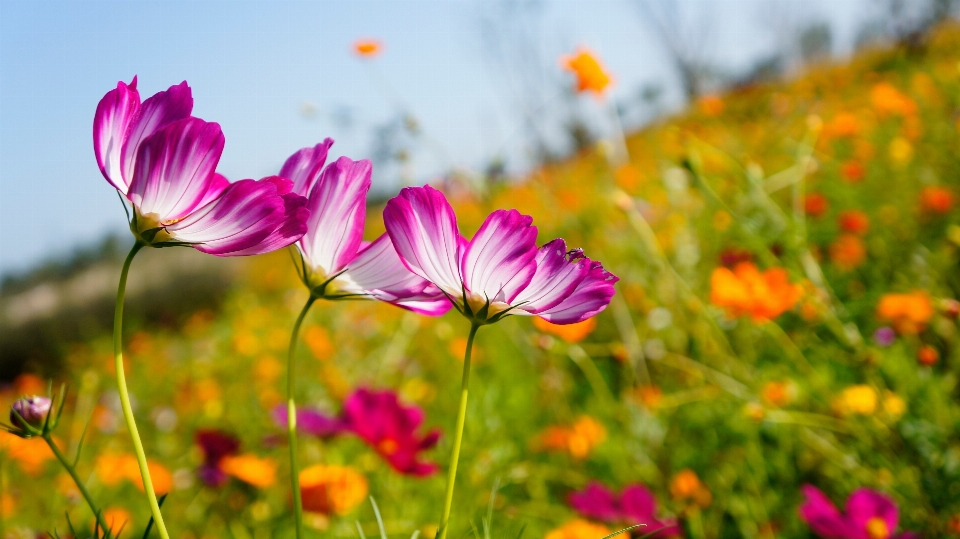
[[113, 242, 170, 539], [44, 434, 110, 534], [438, 322, 480, 539], [287, 295, 316, 539]]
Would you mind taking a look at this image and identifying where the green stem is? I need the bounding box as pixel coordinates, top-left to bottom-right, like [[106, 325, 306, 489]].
[[287, 295, 316, 539], [44, 434, 110, 534], [438, 322, 480, 539], [113, 242, 170, 539]]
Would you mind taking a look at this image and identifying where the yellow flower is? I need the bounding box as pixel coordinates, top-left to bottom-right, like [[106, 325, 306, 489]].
[[882, 391, 906, 418], [300, 464, 368, 515], [888, 137, 914, 164], [544, 520, 612, 539], [835, 385, 878, 415], [220, 454, 277, 488]]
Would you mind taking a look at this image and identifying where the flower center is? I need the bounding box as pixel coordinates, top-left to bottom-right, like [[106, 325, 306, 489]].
[[377, 438, 399, 456], [866, 517, 890, 539]]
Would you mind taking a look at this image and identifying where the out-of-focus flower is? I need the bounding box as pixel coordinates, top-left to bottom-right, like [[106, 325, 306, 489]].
[[877, 292, 933, 335], [841, 160, 866, 182], [532, 317, 597, 343], [824, 113, 861, 138], [888, 137, 913, 164], [917, 345, 939, 366], [941, 298, 960, 319], [719, 247, 753, 268], [0, 434, 55, 474], [195, 429, 240, 487], [761, 381, 794, 408], [95, 453, 172, 494], [94, 77, 309, 256], [838, 211, 870, 235], [544, 519, 612, 539], [799, 485, 918, 539], [873, 327, 896, 347], [870, 82, 918, 117], [353, 39, 382, 57], [9, 396, 52, 432], [635, 386, 663, 409], [920, 186, 954, 214], [698, 95, 725, 116], [568, 482, 681, 537], [834, 385, 877, 416], [279, 143, 451, 315], [882, 392, 906, 418], [669, 469, 712, 508], [710, 262, 802, 321], [219, 454, 277, 488], [560, 48, 612, 96], [384, 185, 618, 324], [538, 416, 606, 459], [102, 507, 133, 535], [805, 193, 829, 218], [300, 464, 368, 515], [829, 235, 867, 271]]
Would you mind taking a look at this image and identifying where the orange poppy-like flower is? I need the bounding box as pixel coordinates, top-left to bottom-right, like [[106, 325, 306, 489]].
[[532, 317, 597, 343], [299, 464, 368, 515], [838, 210, 870, 235], [870, 82, 917, 117], [0, 434, 55, 474], [920, 186, 954, 214], [917, 345, 939, 366], [698, 94, 725, 116], [353, 39, 382, 57], [841, 160, 865, 182], [710, 263, 802, 321], [804, 193, 829, 218], [669, 469, 712, 508], [761, 381, 794, 407], [101, 507, 133, 535], [876, 291, 934, 335], [823, 112, 861, 138], [537, 415, 606, 459], [95, 453, 172, 494], [829, 234, 867, 271], [561, 48, 612, 96], [544, 520, 612, 539], [220, 454, 277, 488]]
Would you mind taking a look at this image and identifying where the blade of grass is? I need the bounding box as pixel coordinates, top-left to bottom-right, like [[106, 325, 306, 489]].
[[599, 525, 642, 539], [369, 496, 388, 539]]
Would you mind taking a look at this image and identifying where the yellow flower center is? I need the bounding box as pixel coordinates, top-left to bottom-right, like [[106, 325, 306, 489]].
[[866, 517, 890, 539]]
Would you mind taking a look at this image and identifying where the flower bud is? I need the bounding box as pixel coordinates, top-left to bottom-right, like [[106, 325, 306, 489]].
[[10, 396, 52, 431]]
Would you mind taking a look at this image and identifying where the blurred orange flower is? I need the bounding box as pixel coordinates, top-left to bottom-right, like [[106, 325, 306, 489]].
[[824, 112, 861, 138], [544, 520, 612, 539], [698, 95, 725, 116], [710, 263, 802, 321], [829, 234, 867, 271], [101, 507, 133, 535], [669, 469, 712, 508], [220, 454, 277, 488], [300, 464, 368, 515], [876, 291, 934, 335], [353, 39, 382, 57], [538, 415, 606, 459], [840, 160, 865, 182], [0, 434, 54, 474], [917, 345, 939, 366], [838, 210, 870, 235], [761, 381, 794, 407], [96, 453, 172, 494], [561, 47, 612, 96], [870, 82, 917, 116], [804, 193, 829, 218], [532, 317, 597, 343], [920, 186, 954, 214]]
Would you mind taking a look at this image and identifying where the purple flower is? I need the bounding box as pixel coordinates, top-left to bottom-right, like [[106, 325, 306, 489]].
[[873, 327, 896, 347], [273, 387, 441, 476], [195, 429, 240, 487], [10, 396, 52, 431], [799, 485, 919, 539], [94, 77, 309, 256], [383, 185, 618, 324], [569, 482, 681, 538], [278, 143, 450, 315]]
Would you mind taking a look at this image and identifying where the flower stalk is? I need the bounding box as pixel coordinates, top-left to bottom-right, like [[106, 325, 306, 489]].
[[438, 322, 480, 539], [44, 433, 110, 534], [113, 241, 170, 539], [286, 295, 317, 539]]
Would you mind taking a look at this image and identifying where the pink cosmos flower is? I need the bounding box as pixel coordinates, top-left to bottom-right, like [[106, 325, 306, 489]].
[[383, 185, 618, 324], [95, 77, 309, 255], [569, 482, 681, 537], [799, 485, 919, 539], [279, 142, 450, 315], [273, 387, 440, 476]]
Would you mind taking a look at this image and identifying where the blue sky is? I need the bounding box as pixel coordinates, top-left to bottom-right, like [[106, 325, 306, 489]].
[[0, 0, 872, 277]]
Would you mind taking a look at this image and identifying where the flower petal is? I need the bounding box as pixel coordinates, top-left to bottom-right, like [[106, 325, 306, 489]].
[[798, 485, 855, 539], [220, 177, 310, 256], [461, 209, 538, 303], [300, 157, 371, 276], [846, 488, 899, 538], [536, 258, 618, 324], [165, 178, 287, 256], [338, 233, 428, 296], [383, 185, 463, 297], [279, 139, 335, 196], [196, 173, 231, 209], [271, 405, 348, 437], [128, 118, 225, 221], [392, 286, 454, 316], [514, 239, 589, 314], [120, 81, 193, 188], [568, 482, 621, 522], [94, 76, 141, 193]]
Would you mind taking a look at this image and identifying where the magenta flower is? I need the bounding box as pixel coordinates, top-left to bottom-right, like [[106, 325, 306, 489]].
[[799, 485, 919, 539], [273, 387, 441, 476], [94, 77, 309, 255], [569, 482, 681, 537], [195, 429, 240, 487], [383, 185, 617, 324], [279, 143, 450, 315]]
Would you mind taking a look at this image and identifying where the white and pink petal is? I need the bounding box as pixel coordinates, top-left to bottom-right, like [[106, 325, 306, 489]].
[[513, 239, 589, 314], [218, 177, 310, 256], [93, 76, 141, 193], [461, 209, 538, 304], [535, 259, 618, 324], [119, 81, 193, 187], [279, 139, 334, 196]]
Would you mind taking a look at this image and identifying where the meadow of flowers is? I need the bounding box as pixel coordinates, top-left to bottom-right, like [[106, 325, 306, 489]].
[[3, 21, 960, 539]]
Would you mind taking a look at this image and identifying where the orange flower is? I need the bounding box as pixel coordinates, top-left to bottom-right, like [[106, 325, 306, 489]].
[[101, 507, 133, 535], [353, 39, 382, 57], [804, 193, 829, 218], [698, 95, 725, 116], [838, 210, 870, 235], [220, 454, 277, 488], [669, 469, 712, 508], [710, 263, 802, 321], [537, 415, 606, 459], [761, 381, 793, 407], [870, 82, 917, 117], [920, 186, 954, 214], [0, 434, 54, 474], [544, 520, 612, 539], [829, 234, 867, 271], [824, 112, 861, 138], [532, 317, 597, 343], [95, 453, 171, 494], [917, 345, 939, 366], [561, 48, 612, 96], [876, 291, 933, 335], [299, 464, 368, 515], [840, 160, 865, 182]]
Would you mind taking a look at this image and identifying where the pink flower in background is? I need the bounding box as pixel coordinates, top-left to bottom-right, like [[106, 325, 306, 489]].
[[569, 482, 681, 537], [799, 485, 919, 539], [94, 77, 309, 255], [278, 143, 450, 315], [273, 387, 440, 476], [195, 429, 240, 487], [383, 185, 618, 324]]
